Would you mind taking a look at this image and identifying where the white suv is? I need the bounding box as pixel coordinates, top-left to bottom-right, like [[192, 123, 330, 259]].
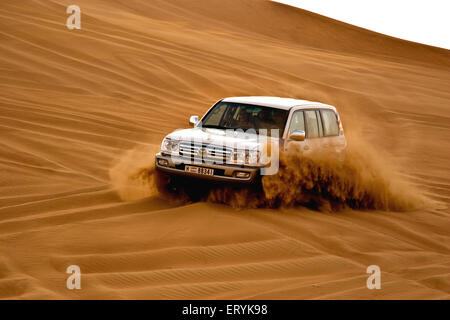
[[156, 96, 346, 183]]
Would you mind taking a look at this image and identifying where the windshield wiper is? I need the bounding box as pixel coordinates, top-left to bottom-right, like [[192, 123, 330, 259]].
[[201, 124, 226, 129], [227, 126, 253, 131], [202, 125, 256, 132]]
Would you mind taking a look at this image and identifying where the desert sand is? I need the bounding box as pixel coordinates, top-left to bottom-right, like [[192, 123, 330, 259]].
[[0, 0, 449, 299]]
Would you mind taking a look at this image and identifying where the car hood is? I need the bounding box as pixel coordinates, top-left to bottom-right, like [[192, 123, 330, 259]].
[[165, 127, 278, 150]]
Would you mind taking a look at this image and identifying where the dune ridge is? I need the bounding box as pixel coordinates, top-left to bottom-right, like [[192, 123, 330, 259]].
[[0, 0, 449, 299]]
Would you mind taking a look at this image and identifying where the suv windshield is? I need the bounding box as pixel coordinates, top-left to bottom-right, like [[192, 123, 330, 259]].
[[200, 102, 289, 136]]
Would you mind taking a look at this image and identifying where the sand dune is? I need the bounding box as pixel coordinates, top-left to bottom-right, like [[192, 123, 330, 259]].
[[0, 0, 449, 299]]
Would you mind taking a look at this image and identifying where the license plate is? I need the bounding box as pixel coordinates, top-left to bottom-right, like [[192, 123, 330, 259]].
[[184, 165, 214, 176]]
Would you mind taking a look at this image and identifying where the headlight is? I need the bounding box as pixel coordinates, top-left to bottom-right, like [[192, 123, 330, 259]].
[[233, 149, 260, 165], [161, 138, 180, 154]]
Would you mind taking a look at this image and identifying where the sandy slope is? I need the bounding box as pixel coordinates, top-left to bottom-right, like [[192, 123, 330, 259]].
[[0, 0, 449, 299]]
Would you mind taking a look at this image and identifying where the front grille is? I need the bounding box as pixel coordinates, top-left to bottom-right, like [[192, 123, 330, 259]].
[[179, 141, 232, 163]]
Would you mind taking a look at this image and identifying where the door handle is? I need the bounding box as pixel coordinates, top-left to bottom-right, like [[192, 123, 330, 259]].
[[303, 145, 310, 151]]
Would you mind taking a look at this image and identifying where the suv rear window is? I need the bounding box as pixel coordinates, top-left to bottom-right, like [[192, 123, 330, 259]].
[[321, 109, 339, 136]]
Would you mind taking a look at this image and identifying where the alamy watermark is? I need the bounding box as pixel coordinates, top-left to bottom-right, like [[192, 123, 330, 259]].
[[366, 265, 381, 290], [66, 265, 81, 290], [161, 125, 281, 176], [63, 264, 380, 291], [66, 5, 81, 30]]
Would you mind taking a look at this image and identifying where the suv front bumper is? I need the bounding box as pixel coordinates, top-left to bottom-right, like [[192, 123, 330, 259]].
[[155, 153, 260, 183]]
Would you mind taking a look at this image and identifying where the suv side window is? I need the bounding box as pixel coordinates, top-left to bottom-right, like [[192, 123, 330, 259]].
[[321, 109, 339, 136], [304, 110, 319, 138], [288, 110, 305, 135]]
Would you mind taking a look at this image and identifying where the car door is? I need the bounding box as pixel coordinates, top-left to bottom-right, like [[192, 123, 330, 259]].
[[285, 109, 321, 154], [303, 109, 323, 153], [285, 109, 307, 153]]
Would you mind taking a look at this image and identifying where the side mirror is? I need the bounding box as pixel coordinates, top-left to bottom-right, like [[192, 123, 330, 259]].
[[289, 130, 305, 141], [189, 115, 199, 126]]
